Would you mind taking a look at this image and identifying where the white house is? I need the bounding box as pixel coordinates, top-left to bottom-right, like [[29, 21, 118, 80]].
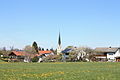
[[95, 47, 120, 62], [114, 48, 120, 62]]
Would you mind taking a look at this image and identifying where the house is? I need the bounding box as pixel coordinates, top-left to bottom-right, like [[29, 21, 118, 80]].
[[8, 51, 25, 62], [62, 47, 87, 61], [36, 50, 54, 57], [8, 50, 54, 62], [114, 48, 120, 62], [36, 50, 54, 62], [95, 47, 120, 62], [39, 51, 54, 56], [62, 48, 73, 58]]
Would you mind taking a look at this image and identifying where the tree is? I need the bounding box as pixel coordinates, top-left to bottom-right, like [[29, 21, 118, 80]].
[[77, 47, 95, 62], [42, 48, 44, 51], [32, 41, 39, 53], [3, 47, 6, 51], [10, 46, 14, 51], [50, 48, 54, 51], [24, 45, 37, 62], [65, 46, 74, 49], [69, 51, 78, 62], [43, 55, 62, 62], [1, 47, 8, 56], [66, 46, 95, 62], [39, 47, 41, 51]]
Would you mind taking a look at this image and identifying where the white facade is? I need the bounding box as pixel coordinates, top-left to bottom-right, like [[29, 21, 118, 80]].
[[96, 56, 106, 59], [107, 53, 115, 61], [114, 48, 120, 58], [57, 45, 62, 55], [107, 48, 120, 61]]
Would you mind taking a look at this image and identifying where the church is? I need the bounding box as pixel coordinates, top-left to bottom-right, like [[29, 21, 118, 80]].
[[57, 32, 62, 55]]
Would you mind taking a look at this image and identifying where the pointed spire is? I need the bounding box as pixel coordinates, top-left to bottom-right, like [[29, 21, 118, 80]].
[[58, 32, 61, 46], [57, 31, 62, 55]]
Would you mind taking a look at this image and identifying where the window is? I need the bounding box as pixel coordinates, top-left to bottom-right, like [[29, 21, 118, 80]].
[[108, 53, 114, 55]]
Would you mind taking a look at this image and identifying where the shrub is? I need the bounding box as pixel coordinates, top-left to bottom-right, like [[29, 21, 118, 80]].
[[32, 56, 39, 62]]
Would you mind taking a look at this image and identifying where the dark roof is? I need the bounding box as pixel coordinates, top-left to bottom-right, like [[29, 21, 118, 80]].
[[62, 48, 73, 53], [95, 47, 119, 53]]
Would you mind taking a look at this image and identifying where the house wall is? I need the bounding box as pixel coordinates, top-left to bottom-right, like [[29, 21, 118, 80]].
[[107, 53, 115, 60], [95, 56, 106, 59], [107, 49, 120, 61], [114, 49, 120, 57]]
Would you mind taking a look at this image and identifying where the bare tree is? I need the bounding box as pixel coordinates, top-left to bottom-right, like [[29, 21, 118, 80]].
[[77, 47, 95, 62], [68, 46, 95, 62], [24, 45, 37, 62], [10, 46, 14, 51]]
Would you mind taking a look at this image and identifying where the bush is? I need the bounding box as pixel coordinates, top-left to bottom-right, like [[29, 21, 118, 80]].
[[43, 55, 62, 62], [32, 56, 39, 62]]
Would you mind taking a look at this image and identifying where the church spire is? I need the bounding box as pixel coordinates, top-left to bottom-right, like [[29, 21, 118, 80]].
[[57, 32, 62, 55], [58, 32, 61, 46]]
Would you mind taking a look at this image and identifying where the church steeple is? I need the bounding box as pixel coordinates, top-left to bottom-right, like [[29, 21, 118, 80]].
[[57, 32, 62, 55], [58, 32, 61, 46]]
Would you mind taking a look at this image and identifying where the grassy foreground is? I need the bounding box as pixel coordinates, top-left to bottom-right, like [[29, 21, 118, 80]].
[[0, 61, 120, 80]]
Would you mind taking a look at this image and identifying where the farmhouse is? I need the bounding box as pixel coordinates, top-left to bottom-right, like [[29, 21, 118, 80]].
[[8, 51, 25, 62], [8, 50, 54, 62], [95, 47, 120, 62]]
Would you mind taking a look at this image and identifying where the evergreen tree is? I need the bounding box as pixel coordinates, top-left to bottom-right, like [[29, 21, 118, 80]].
[[39, 47, 41, 51], [42, 48, 44, 51], [50, 48, 54, 51], [32, 41, 39, 53]]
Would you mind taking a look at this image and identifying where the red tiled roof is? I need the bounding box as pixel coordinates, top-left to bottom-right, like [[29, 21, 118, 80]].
[[10, 51, 53, 56], [11, 51, 24, 56], [39, 51, 52, 54], [36, 51, 53, 56]]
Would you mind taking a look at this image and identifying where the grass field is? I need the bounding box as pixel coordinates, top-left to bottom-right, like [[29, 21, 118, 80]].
[[0, 61, 120, 80]]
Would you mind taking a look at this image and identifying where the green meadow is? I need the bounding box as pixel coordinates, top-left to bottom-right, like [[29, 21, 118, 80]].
[[0, 61, 120, 80]]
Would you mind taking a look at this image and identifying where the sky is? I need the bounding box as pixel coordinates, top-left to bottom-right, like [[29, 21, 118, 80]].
[[0, 0, 120, 50]]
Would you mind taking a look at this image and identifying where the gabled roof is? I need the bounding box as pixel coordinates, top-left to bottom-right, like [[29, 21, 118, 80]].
[[10, 51, 24, 56], [95, 47, 119, 53], [10, 50, 53, 57], [36, 51, 53, 56], [39, 51, 52, 54]]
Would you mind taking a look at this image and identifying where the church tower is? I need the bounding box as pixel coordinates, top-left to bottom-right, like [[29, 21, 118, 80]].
[[57, 32, 62, 55]]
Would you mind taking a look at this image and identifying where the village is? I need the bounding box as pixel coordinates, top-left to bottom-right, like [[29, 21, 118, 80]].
[[1, 0, 120, 79], [0, 33, 120, 63]]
